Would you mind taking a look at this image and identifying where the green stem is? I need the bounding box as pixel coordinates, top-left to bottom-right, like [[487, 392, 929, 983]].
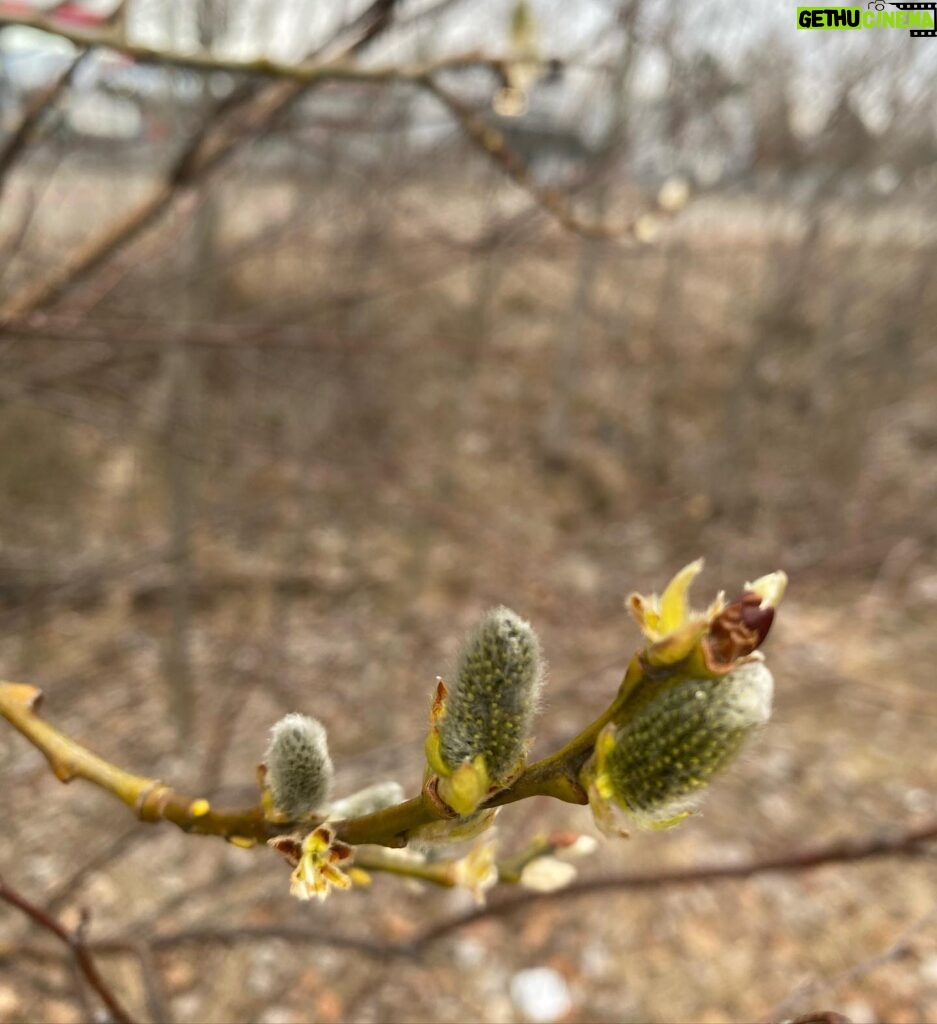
[[334, 662, 642, 847], [0, 657, 641, 850]]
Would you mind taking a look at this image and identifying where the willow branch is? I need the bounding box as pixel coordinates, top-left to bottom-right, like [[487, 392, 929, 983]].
[[0, 682, 272, 845], [0, 674, 623, 848], [0, 878, 135, 1024]]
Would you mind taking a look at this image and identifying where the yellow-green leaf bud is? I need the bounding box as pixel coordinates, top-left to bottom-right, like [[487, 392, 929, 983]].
[[437, 606, 544, 794], [264, 714, 334, 819], [595, 660, 773, 829]]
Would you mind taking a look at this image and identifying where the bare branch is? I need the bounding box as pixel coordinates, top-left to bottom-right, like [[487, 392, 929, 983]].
[[767, 905, 937, 1023], [130, 941, 174, 1024], [0, 926, 405, 965], [0, 8, 648, 321], [784, 1014, 852, 1024], [147, 924, 402, 960], [411, 820, 937, 947], [0, 5, 425, 319], [0, 50, 87, 192], [422, 76, 672, 241], [0, 11, 511, 87], [0, 878, 135, 1024]]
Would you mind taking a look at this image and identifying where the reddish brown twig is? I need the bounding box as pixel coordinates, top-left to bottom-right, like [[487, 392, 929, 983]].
[[785, 1013, 852, 1024], [0, 877, 135, 1024]]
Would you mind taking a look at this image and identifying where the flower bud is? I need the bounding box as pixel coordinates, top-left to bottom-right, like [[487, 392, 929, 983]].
[[264, 714, 334, 819], [430, 607, 544, 814], [592, 660, 773, 830], [269, 824, 353, 902]]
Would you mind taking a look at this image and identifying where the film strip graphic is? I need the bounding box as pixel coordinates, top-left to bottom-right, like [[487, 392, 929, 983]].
[[889, 1, 937, 35]]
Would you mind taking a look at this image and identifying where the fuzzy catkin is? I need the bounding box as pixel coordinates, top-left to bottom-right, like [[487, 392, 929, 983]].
[[439, 606, 544, 785], [328, 781, 404, 819], [265, 713, 334, 818], [605, 660, 773, 824]]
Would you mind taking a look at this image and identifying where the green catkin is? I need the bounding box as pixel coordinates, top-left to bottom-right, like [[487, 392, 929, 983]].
[[605, 660, 773, 825], [265, 714, 334, 818], [439, 606, 544, 785]]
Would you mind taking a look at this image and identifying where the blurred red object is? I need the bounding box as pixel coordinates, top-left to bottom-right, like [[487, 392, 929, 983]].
[[0, 2, 107, 27]]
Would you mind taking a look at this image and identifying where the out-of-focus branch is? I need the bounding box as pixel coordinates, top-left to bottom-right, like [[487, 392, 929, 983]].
[[0, 10, 510, 85], [0, 6, 651, 321], [422, 76, 673, 241], [0, 3, 409, 319], [0, 50, 87, 193], [411, 820, 937, 947], [354, 832, 576, 888], [767, 905, 937, 1024], [0, 81, 273, 319], [0, 877, 135, 1024], [784, 1014, 852, 1024], [0, 313, 369, 351], [1, 925, 404, 965], [130, 941, 173, 1024]]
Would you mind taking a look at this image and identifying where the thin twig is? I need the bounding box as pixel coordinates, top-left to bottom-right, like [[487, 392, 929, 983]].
[[0, 926, 404, 966], [0, 11, 511, 85], [785, 1014, 852, 1024], [130, 940, 174, 1024], [0, 877, 135, 1024], [410, 820, 937, 948], [0, 4, 407, 320], [421, 76, 671, 242], [46, 825, 148, 915], [767, 905, 937, 1023], [147, 924, 403, 960], [0, 50, 87, 191]]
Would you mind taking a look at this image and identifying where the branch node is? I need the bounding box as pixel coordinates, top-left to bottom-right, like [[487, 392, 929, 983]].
[[135, 781, 171, 822]]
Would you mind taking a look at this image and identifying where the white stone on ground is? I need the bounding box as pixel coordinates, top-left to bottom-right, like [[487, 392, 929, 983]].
[[510, 967, 572, 1023]]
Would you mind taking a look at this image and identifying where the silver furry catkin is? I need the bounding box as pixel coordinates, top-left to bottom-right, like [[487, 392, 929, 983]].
[[264, 714, 334, 818], [327, 781, 405, 819], [438, 606, 544, 787]]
